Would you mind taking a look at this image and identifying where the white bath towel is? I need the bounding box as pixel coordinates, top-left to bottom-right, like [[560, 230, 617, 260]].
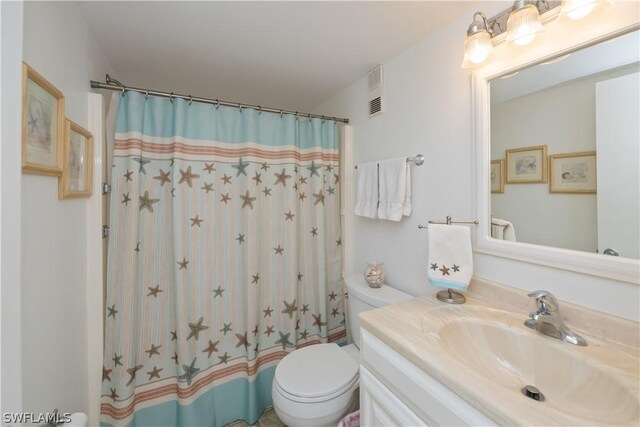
[[428, 224, 473, 292], [354, 162, 378, 219], [377, 157, 411, 221], [491, 218, 516, 241]]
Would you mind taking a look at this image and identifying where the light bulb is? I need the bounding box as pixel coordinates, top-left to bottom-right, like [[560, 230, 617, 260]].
[[463, 30, 493, 65], [561, 0, 609, 19], [507, 3, 543, 46]]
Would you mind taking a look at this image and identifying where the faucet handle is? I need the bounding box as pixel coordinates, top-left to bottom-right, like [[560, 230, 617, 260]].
[[527, 290, 559, 313]]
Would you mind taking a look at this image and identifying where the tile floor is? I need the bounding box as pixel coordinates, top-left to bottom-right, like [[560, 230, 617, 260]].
[[224, 406, 285, 427]]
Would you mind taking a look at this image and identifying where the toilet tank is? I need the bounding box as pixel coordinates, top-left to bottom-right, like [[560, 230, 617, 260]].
[[344, 274, 413, 348]]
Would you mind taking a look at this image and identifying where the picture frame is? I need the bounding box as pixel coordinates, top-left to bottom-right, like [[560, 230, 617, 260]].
[[505, 145, 547, 184], [22, 63, 65, 175], [549, 151, 596, 194], [58, 119, 93, 199], [490, 159, 505, 193]]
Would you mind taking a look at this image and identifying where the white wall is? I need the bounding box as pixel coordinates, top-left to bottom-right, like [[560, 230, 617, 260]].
[[315, 3, 640, 320], [20, 1, 113, 416], [1, 0, 25, 418]]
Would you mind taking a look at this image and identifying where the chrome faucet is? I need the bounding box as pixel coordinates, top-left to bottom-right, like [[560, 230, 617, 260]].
[[524, 290, 587, 346]]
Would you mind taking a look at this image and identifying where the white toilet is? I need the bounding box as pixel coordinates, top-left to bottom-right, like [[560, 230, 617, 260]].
[[272, 274, 412, 426]]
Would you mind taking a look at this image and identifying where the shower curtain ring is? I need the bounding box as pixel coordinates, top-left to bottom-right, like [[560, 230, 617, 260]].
[[188, 95, 193, 105], [120, 86, 126, 97], [308, 113, 312, 120], [258, 106, 262, 115], [295, 112, 299, 120], [145, 89, 149, 99], [215, 100, 220, 110], [238, 104, 243, 113], [169, 92, 175, 103], [280, 111, 284, 118]]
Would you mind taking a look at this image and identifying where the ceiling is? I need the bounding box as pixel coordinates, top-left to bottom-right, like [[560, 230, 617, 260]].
[[79, 1, 474, 112]]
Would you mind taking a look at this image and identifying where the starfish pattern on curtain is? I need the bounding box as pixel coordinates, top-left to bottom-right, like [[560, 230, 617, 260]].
[[101, 93, 344, 426]]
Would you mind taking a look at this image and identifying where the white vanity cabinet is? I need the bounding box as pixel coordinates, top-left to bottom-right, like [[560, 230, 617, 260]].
[[359, 329, 496, 427]]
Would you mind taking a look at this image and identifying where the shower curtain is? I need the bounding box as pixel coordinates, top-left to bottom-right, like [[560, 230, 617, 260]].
[[101, 92, 345, 427]]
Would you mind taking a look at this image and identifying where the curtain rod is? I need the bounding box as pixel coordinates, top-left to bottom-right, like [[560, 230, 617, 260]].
[[90, 75, 349, 124]]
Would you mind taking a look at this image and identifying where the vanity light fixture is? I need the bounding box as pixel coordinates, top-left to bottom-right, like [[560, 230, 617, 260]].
[[461, 0, 614, 68], [507, 0, 546, 46]]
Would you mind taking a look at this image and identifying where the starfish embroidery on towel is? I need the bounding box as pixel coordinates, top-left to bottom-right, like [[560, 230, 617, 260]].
[[177, 257, 189, 270], [147, 366, 163, 380], [274, 169, 292, 187], [153, 169, 171, 186], [213, 286, 225, 298], [107, 304, 118, 318], [220, 174, 232, 185], [125, 365, 144, 386], [430, 263, 439, 271], [201, 182, 214, 193], [313, 190, 325, 206], [112, 353, 123, 367], [439, 265, 451, 276], [145, 343, 161, 358], [190, 215, 203, 227], [203, 163, 216, 174], [275, 331, 293, 350], [178, 166, 200, 187], [220, 322, 233, 335], [281, 299, 298, 319], [232, 158, 250, 177], [240, 190, 256, 209], [252, 171, 262, 185], [187, 317, 208, 341], [147, 285, 163, 298], [235, 332, 251, 350], [102, 366, 112, 382], [218, 352, 231, 364], [139, 191, 160, 212], [178, 358, 200, 386], [452, 265, 461, 272], [307, 161, 321, 177], [133, 157, 151, 174], [203, 340, 219, 358], [312, 313, 327, 331]]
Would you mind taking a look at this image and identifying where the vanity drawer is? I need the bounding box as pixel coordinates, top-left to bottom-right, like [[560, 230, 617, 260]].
[[360, 329, 496, 427]]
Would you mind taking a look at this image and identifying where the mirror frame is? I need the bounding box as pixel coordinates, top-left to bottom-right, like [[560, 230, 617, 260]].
[[472, 6, 640, 284]]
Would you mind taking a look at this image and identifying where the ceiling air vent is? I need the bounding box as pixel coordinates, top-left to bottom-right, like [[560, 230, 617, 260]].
[[367, 65, 384, 118]]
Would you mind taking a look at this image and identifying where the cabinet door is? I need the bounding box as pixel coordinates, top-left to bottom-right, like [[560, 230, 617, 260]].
[[360, 366, 429, 427]]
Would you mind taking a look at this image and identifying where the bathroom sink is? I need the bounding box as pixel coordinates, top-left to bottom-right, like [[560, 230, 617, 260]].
[[419, 305, 640, 426]]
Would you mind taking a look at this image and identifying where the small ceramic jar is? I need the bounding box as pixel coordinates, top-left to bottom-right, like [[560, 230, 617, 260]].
[[364, 261, 385, 288]]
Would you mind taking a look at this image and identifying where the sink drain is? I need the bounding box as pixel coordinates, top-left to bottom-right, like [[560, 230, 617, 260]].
[[521, 385, 545, 402]]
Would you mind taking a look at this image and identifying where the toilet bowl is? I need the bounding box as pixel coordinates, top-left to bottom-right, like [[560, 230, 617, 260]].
[[272, 275, 412, 427]]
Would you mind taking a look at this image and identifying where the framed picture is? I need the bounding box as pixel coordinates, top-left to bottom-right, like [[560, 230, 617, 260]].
[[22, 63, 65, 175], [490, 159, 505, 193], [505, 145, 547, 184], [59, 120, 93, 199], [549, 151, 596, 194]]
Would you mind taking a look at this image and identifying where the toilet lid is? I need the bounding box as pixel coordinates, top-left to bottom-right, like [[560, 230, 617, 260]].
[[275, 343, 359, 399]]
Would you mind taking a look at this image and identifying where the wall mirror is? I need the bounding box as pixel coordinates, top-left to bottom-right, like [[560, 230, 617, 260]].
[[473, 6, 640, 284]]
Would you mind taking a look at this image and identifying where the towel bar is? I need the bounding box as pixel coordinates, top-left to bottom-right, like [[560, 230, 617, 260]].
[[354, 154, 424, 169]]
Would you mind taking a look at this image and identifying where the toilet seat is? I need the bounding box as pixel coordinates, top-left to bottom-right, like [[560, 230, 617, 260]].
[[274, 343, 359, 403]]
